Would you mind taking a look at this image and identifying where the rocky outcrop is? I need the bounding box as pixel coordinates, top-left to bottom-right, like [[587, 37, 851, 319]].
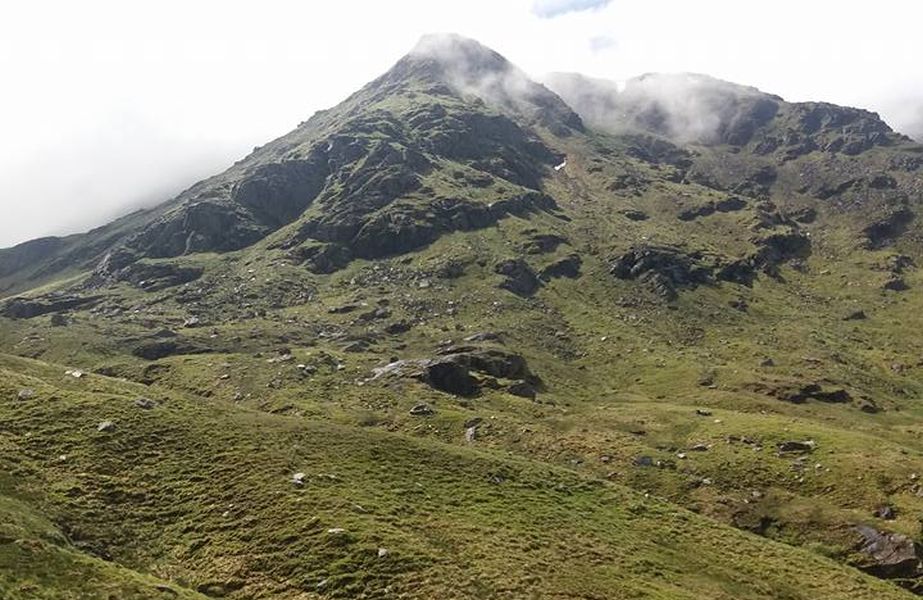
[[862, 208, 914, 249], [289, 191, 562, 273], [495, 259, 542, 297], [853, 525, 923, 588], [371, 347, 542, 398], [90, 250, 204, 291], [610, 246, 713, 300], [1, 294, 101, 319], [677, 197, 747, 221]]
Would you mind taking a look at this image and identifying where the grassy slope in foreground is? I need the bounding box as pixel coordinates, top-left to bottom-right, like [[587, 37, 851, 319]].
[[0, 353, 916, 599]]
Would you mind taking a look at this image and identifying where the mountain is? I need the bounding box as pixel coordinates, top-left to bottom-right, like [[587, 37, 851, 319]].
[[3, 34, 923, 599]]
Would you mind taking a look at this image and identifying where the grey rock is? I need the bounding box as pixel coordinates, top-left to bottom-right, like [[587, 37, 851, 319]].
[[778, 440, 816, 453], [854, 524, 922, 579], [409, 403, 434, 416], [135, 397, 157, 410]]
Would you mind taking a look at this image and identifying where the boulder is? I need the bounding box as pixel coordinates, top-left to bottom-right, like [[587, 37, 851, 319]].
[[777, 440, 815, 453], [507, 380, 537, 400], [854, 525, 923, 580], [409, 403, 435, 416], [495, 259, 541, 297]]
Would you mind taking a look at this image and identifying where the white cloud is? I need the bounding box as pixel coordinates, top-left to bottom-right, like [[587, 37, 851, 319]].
[[0, 0, 921, 247], [532, 0, 613, 18]]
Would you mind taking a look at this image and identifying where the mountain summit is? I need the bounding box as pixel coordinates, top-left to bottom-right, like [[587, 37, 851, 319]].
[[3, 35, 923, 600]]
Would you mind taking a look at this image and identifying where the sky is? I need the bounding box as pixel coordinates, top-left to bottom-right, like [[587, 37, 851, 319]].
[[1, 0, 921, 248]]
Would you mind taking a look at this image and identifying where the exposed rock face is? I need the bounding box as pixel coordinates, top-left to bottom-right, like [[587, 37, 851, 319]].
[[862, 208, 915, 249], [292, 191, 561, 272], [1, 294, 101, 319], [132, 339, 209, 360], [371, 347, 542, 398], [91, 250, 204, 291], [854, 525, 923, 582], [678, 197, 747, 221], [610, 228, 810, 299], [610, 246, 713, 300], [495, 258, 542, 297]]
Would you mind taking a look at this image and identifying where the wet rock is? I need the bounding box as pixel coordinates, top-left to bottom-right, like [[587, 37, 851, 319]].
[[495, 259, 541, 297], [409, 403, 435, 416]]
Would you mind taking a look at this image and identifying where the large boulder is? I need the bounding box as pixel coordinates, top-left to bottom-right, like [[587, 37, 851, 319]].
[[854, 525, 923, 581]]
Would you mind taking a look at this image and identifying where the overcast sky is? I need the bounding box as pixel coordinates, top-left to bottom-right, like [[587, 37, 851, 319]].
[[1, 0, 921, 248]]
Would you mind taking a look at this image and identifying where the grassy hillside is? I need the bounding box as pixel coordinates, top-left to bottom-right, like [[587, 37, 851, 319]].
[[3, 34, 923, 598]]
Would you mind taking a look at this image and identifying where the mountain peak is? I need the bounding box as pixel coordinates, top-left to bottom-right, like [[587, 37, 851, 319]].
[[377, 33, 583, 134], [408, 33, 514, 82]]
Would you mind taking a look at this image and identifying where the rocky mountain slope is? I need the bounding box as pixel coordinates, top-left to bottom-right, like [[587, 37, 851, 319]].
[[3, 34, 923, 599]]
